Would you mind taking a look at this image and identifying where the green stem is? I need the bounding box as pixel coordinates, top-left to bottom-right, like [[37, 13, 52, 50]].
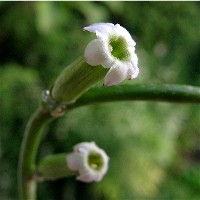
[[18, 106, 54, 200], [18, 83, 199, 199], [68, 84, 200, 110]]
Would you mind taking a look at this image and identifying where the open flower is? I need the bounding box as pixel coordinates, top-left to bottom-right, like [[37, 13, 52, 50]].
[[66, 142, 109, 182], [84, 22, 139, 86]]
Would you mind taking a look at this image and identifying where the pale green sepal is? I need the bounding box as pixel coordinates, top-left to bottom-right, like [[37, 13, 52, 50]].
[[37, 154, 77, 181], [51, 57, 108, 105]]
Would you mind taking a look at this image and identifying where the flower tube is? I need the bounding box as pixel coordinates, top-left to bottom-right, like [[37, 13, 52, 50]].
[[37, 142, 109, 183]]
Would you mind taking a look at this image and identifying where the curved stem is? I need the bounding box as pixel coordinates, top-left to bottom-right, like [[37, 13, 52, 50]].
[[18, 83, 199, 199], [68, 84, 200, 110], [18, 106, 54, 200]]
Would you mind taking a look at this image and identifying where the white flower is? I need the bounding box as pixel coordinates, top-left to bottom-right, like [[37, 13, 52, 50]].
[[66, 142, 109, 182], [84, 22, 139, 86]]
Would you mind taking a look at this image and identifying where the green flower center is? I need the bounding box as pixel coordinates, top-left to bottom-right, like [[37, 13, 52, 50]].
[[109, 36, 130, 61], [88, 151, 104, 171]]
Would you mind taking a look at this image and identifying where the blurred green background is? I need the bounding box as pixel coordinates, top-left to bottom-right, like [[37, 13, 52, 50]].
[[0, 2, 200, 200]]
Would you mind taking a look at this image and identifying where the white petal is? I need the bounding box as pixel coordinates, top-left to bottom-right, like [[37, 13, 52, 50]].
[[84, 39, 107, 66], [114, 24, 136, 46], [132, 52, 138, 65], [128, 46, 136, 57], [130, 66, 139, 79], [67, 153, 84, 171], [128, 58, 139, 79], [101, 55, 115, 68], [83, 23, 114, 38], [128, 65, 139, 79], [128, 53, 139, 79], [77, 172, 93, 182], [104, 63, 129, 86], [74, 142, 96, 152], [77, 170, 102, 182], [79, 167, 104, 182]]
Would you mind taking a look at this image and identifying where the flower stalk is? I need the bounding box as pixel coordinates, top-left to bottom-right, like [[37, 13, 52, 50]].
[[67, 84, 200, 110], [37, 154, 77, 181], [18, 106, 54, 200], [18, 83, 200, 199]]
